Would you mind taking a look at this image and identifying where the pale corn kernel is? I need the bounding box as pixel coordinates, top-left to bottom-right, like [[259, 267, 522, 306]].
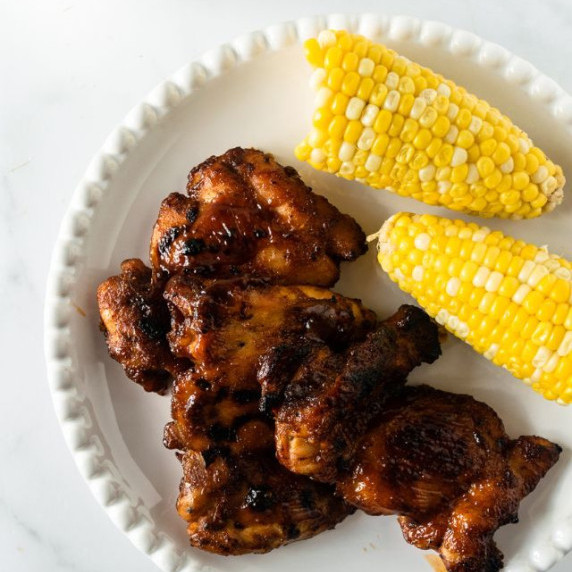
[[386, 71, 399, 89], [532, 346, 552, 369], [527, 265, 549, 288], [447, 103, 459, 121], [410, 98, 427, 120], [484, 344, 500, 360], [420, 88, 437, 104], [412, 265, 424, 281], [437, 82, 452, 97], [383, 90, 401, 112], [519, 138, 532, 154], [444, 276, 462, 297], [469, 116, 483, 134], [557, 331, 572, 356], [500, 157, 515, 174], [473, 266, 490, 288], [339, 141, 357, 161], [310, 148, 326, 164], [472, 228, 490, 242], [361, 104, 379, 126], [358, 57, 375, 77], [399, 76, 416, 95], [445, 125, 459, 145], [414, 232, 431, 251], [420, 107, 438, 128], [318, 30, 337, 48], [513, 284, 531, 304], [310, 68, 328, 90], [314, 86, 334, 107], [518, 260, 536, 282], [308, 128, 328, 147], [451, 147, 468, 167], [365, 153, 382, 172], [544, 353, 560, 373], [541, 176, 558, 195], [339, 161, 355, 176], [357, 127, 376, 151], [465, 163, 479, 185], [346, 97, 366, 120], [438, 181, 452, 195], [419, 165, 436, 182], [555, 267, 572, 281], [485, 271, 503, 293], [531, 165, 549, 184]]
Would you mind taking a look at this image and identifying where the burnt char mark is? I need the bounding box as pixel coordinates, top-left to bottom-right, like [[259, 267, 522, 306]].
[[158, 226, 182, 254], [182, 238, 207, 255], [243, 486, 274, 512], [300, 489, 315, 511], [202, 446, 230, 467], [138, 315, 168, 340], [207, 423, 236, 442], [231, 389, 261, 404], [286, 523, 300, 539], [186, 206, 199, 223], [195, 378, 211, 391]]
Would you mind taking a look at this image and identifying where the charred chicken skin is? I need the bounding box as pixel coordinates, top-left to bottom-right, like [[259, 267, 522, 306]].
[[162, 275, 377, 454], [149, 147, 366, 286], [271, 305, 441, 482], [96, 259, 190, 393], [175, 449, 353, 555], [335, 385, 561, 571], [163, 276, 375, 553]]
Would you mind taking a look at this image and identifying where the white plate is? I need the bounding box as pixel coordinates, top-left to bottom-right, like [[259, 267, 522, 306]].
[[44, 14, 572, 572]]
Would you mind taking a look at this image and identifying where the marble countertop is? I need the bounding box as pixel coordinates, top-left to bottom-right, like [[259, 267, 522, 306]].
[[2, 0, 571, 570]]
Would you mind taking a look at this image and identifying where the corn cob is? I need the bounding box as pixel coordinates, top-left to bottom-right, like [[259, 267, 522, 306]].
[[295, 30, 565, 219], [372, 212, 572, 403]]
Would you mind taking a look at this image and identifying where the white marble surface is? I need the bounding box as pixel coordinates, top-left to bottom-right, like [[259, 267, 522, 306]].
[[2, 0, 572, 570]]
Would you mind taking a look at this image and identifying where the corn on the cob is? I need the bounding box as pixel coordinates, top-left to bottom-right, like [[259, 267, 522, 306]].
[[372, 212, 572, 403], [295, 30, 565, 219]]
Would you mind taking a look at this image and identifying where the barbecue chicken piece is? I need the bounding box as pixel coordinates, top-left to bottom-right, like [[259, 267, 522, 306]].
[[337, 385, 561, 572], [272, 305, 441, 482], [96, 259, 189, 392], [176, 448, 353, 555], [149, 147, 367, 286], [162, 275, 377, 453], [162, 276, 375, 553]]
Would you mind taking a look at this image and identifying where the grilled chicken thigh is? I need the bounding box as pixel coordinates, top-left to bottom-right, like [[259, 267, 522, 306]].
[[337, 385, 561, 571], [272, 305, 441, 482], [97, 259, 190, 392], [175, 449, 353, 555], [162, 276, 375, 553], [150, 148, 366, 285]]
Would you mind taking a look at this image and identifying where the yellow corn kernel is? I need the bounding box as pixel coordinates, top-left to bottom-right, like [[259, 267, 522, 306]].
[[341, 72, 360, 96]]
